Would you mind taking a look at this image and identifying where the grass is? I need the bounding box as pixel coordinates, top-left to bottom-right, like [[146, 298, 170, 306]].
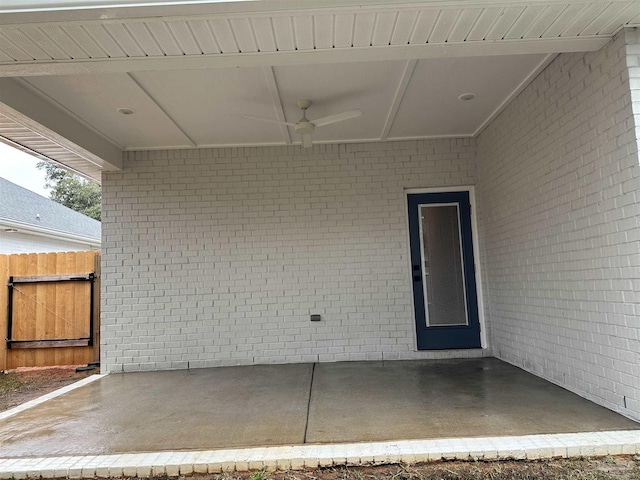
[[250, 467, 271, 480], [0, 370, 30, 411], [0, 371, 25, 396]]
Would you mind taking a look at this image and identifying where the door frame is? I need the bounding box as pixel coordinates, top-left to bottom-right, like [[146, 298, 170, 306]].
[[404, 186, 487, 350]]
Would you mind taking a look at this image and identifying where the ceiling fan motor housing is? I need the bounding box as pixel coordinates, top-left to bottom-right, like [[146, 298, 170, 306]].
[[294, 121, 315, 135]]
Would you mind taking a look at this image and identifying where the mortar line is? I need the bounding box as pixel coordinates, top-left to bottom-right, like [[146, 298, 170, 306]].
[[303, 362, 316, 443]]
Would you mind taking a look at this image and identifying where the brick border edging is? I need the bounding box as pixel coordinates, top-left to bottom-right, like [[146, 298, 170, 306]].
[[1, 430, 639, 478]]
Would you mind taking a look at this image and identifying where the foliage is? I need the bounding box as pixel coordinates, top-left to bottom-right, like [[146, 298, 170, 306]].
[[37, 162, 101, 221], [250, 467, 271, 480]]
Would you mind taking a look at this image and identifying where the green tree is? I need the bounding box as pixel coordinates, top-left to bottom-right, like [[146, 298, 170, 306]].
[[37, 162, 101, 221]]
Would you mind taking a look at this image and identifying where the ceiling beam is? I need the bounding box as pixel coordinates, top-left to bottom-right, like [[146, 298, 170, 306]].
[[0, 36, 610, 78], [472, 53, 556, 137], [262, 66, 291, 145], [380, 59, 417, 141], [127, 72, 198, 147], [0, 77, 122, 170]]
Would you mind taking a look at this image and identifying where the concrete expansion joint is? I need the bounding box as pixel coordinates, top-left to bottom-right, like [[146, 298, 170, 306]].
[[1, 431, 639, 479], [302, 362, 316, 444]]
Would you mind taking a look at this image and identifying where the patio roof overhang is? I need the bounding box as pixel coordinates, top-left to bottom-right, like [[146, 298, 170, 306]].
[[0, 0, 638, 182]]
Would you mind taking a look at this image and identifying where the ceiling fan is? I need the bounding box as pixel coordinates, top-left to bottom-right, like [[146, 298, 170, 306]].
[[244, 99, 362, 148]]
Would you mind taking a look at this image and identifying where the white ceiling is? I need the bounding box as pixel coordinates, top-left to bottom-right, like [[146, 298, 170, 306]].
[[0, 0, 638, 181], [20, 54, 549, 149]]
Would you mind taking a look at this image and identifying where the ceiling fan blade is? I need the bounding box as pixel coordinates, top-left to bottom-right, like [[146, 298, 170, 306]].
[[243, 115, 297, 127], [312, 109, 362, 128], [302, 133, 313, 148]]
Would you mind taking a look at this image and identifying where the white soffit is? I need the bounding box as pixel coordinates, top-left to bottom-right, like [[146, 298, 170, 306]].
[[0, 77, 122, 171], [0, 2, 638, 76], [0, 114, 103, 182]]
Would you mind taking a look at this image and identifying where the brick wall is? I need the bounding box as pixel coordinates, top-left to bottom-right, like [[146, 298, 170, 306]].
[[628, 27, 640, 155], [476, 30, 640, 420], [102, 140, 489, 372]]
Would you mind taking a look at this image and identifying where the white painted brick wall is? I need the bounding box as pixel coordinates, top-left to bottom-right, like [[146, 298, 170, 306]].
[[102, 140, 489, 373], [628, 27, 640, 155], [476, 29, 640, 421]]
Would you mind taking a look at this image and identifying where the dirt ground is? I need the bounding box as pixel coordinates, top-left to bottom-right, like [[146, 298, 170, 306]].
[[159, 457, 640, 480], [0, 365, 93, 411]]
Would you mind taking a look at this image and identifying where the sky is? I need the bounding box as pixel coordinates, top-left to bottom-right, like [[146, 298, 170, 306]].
[[0, 142, 50, 197]]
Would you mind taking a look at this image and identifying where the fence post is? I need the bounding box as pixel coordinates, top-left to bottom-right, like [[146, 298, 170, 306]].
[[92, 253, 101, 365], [0, 254, 7, 371]]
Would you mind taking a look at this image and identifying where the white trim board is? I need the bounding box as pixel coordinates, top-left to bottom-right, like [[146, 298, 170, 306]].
[[0, 37, 609, 78]]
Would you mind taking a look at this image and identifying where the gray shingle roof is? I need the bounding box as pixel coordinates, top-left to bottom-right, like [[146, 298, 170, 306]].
[[0, 177, 100, 241]]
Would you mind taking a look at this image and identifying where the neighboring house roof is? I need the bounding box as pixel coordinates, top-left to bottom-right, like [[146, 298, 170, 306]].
[[0, 176, 100, 243]]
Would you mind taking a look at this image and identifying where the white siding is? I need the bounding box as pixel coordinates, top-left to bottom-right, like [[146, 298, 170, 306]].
[[476, 29, 640, 421], [0, 230, 98, 254]]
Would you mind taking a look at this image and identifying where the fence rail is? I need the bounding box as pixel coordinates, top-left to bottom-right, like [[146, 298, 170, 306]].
[[0, 251, 100, 370]]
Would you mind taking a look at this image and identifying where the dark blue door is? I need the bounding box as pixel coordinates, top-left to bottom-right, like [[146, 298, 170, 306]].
[[407, 192, 481, 350]]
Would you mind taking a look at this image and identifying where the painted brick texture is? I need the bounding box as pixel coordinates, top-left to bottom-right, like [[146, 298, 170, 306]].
[[102, 140, 485, 373], [476, 30, 640, 420], [628, 27, 640, 154]]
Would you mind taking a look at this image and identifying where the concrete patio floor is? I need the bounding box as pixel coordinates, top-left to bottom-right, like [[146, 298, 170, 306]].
[[1, 358, 638, 458]]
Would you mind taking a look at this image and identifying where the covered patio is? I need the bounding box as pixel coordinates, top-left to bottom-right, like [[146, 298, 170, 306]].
[[0, 3, 639, 467], [1, 358, 637, 460]]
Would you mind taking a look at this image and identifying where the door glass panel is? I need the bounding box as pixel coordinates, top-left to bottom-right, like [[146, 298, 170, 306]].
[[418, 204, 468, 326]]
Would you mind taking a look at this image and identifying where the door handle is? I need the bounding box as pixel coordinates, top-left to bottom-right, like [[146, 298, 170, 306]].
[[412, 265, 421, 282]]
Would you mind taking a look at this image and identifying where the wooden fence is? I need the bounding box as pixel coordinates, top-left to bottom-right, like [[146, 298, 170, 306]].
[[0, 251, 100, 371]]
